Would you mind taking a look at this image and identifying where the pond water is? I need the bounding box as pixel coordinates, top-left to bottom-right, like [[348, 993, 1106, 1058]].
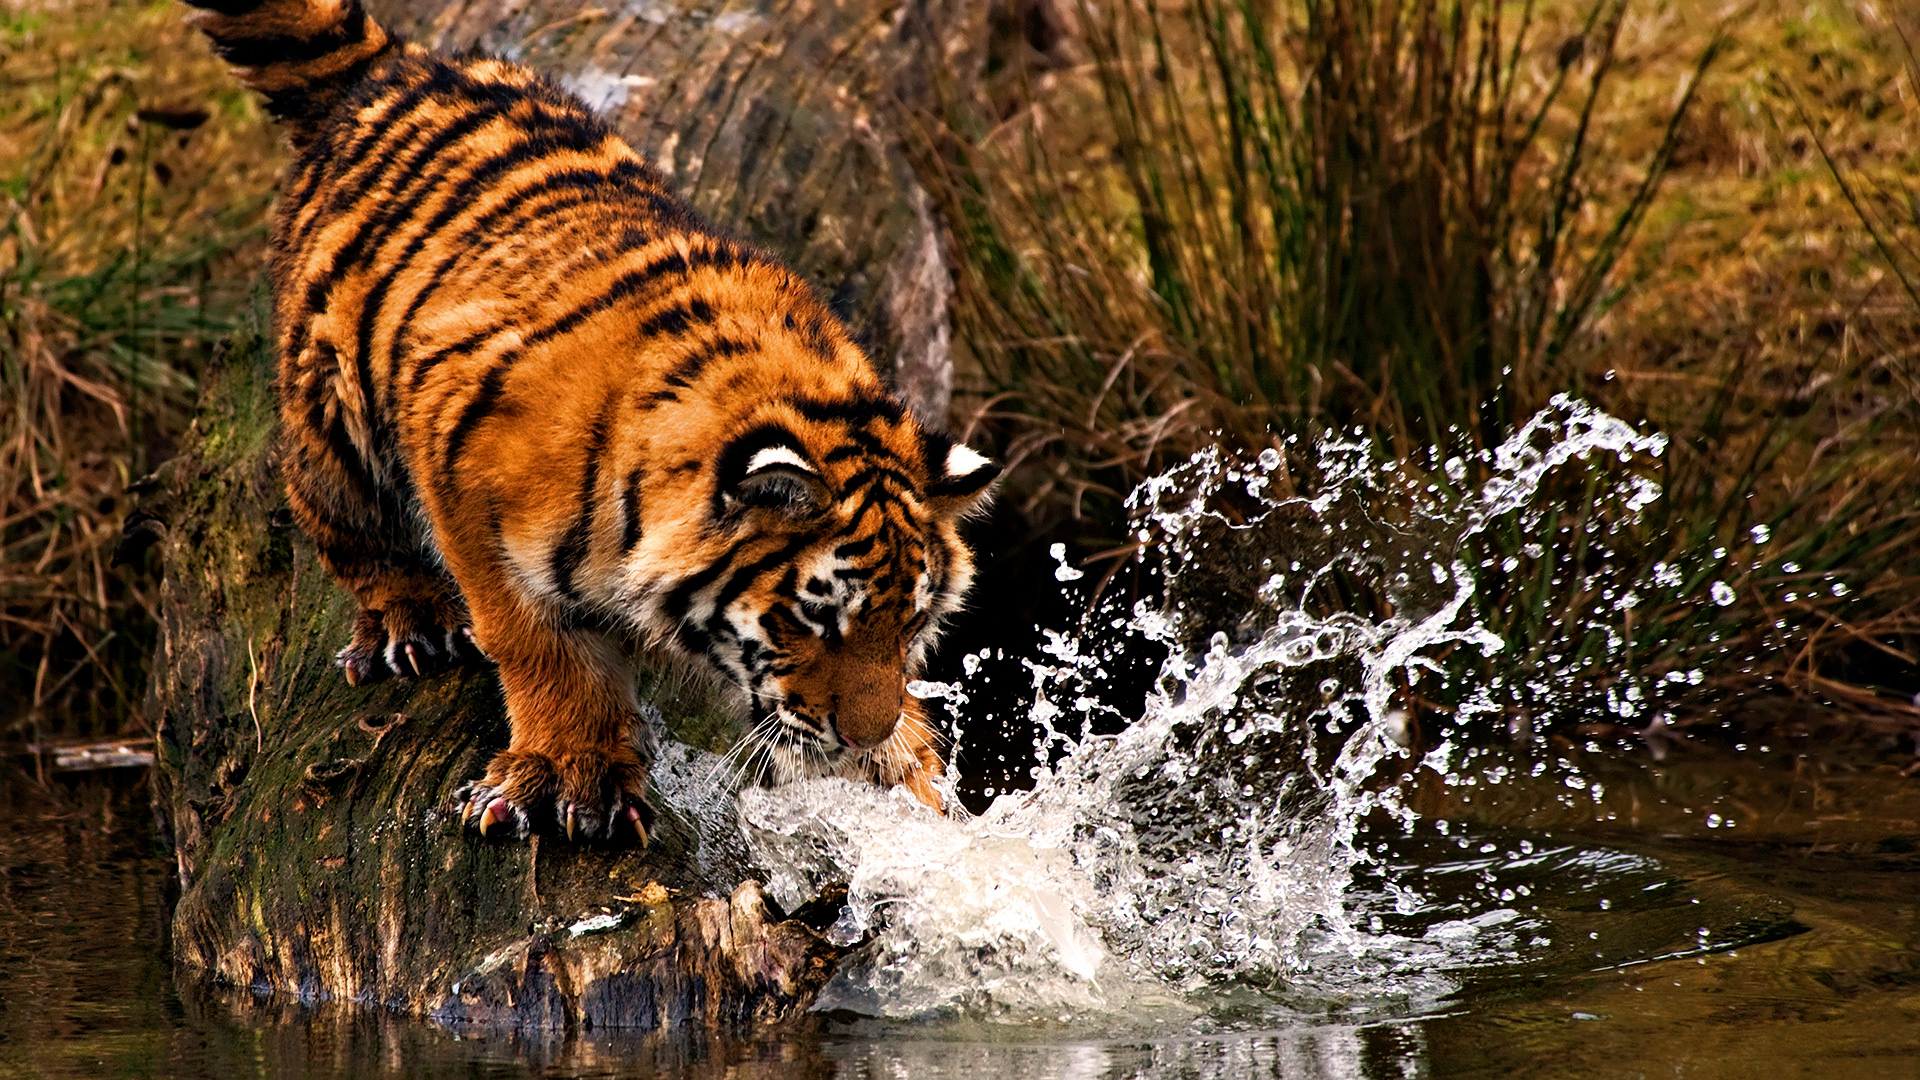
[[4, 401, 1916, 1078], [2, 748, 1915, 1079]]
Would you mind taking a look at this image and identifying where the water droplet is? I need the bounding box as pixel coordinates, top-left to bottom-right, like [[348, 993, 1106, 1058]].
[[1710, 581, 1737, 606], [1049, 542, 1084, 582]]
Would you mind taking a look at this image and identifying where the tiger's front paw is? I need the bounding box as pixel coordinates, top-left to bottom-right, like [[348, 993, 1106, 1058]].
[[337, 597, 487, 685], [455, 747, 655, 845]]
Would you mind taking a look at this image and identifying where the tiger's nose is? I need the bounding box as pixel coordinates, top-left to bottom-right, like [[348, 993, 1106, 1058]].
[[829, 671, 904, 750]]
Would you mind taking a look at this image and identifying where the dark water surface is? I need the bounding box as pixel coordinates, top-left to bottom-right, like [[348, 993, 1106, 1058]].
[[1, 744, 1916, 1080]]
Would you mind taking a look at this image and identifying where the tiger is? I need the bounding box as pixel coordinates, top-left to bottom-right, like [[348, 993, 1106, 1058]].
[[183, 0, 998, 843]]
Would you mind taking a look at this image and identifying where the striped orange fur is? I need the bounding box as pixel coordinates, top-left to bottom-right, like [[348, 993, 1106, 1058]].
[[186, 0, 997, 842]]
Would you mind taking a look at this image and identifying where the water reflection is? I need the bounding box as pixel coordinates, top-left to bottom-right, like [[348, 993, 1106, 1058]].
[[1, 756, 1917, 1078], [821, 1022, 1425, 1080]]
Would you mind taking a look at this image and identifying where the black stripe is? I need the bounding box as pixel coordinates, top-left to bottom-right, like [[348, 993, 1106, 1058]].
[[704, 539, 816, 639], [673, 621, 711, 657], [320, 93, 510, 266], [662, 557, 738, 624], [800, 319, 837, 358], [550, 398, 616, 598], [661, 336, 749, 387], [635, 297, 715, 340], [289, 67, 466, 246], [517, 245, 741, 351], [833, 534, 876, 559], [300, 339, 382, 496], [317, 411, 377, 502], [518, 250, 686, 348], [398, 168, 648, 392], [837, 483, 906, 534], [788, 394, 906, 426], [736, 636, 766, 673], [620, 466, 645, 552], [839, 464, 916, 494], [355, 133, 612, 395], [209, 4, 367, 68], [661, 531, 810, 629], [286, 84, 511, 365], [407, 324, 507, 397], [292, 64, 550, 254], [258, 48, 394, 131], [441, 361, 511, 470]]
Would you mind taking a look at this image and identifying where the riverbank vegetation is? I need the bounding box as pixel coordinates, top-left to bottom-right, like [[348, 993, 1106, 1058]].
[[1, 0, 280, 737], [927, 0, 1920, 740]]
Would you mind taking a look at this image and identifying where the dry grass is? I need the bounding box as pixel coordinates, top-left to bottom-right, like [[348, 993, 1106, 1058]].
[[923, 0, 1920, 732], [1, 0, 280, 738]]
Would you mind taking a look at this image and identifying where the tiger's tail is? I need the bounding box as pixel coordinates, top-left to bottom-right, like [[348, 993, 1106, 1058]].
[[184, 0, 399, 144]]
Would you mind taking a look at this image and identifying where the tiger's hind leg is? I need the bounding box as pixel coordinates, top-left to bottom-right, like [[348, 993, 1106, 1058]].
[[279, 343, 487, 686], [332, 566, 485, 684]]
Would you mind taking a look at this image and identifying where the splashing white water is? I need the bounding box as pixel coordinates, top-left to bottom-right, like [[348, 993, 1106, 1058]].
[[736, 397, 1742, 1021]]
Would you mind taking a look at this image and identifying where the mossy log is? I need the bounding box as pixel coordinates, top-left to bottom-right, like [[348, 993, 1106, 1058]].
[[146, 0, 990, 1031]]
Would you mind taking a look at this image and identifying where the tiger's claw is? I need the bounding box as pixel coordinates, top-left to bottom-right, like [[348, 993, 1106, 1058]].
[[478, 799, 513, 837], [455, 750, 653, 846], [336, 594, 485, 686]]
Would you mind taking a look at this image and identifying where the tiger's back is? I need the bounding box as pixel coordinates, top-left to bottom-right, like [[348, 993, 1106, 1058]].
[[189, 0, 997, 841]]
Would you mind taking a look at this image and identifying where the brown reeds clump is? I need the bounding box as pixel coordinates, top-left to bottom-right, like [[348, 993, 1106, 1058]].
[[1, 2, 279, 739], [923, 0, 1920, 735]]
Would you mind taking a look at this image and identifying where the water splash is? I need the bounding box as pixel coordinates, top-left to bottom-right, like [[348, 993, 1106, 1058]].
[[737, 396, 1795, 1022]]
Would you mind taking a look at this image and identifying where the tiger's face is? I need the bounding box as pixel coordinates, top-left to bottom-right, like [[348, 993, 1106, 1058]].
[[638, 394, 997, 767]]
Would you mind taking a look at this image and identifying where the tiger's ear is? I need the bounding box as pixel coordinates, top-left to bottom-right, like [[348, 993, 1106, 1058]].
[[923, 431, 1000, 516], [722, 442, 829, 517]]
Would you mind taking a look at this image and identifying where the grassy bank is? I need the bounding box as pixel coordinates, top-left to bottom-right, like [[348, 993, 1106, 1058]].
[[0, 0, 280, 738], [924, 0, 1919, 737]]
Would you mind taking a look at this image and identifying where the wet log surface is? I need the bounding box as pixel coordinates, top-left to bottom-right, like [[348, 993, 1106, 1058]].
[[147, 0, 987, 1032]]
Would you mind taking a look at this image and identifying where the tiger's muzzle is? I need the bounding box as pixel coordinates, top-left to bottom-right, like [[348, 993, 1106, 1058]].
[[775, 632, 908, 752]]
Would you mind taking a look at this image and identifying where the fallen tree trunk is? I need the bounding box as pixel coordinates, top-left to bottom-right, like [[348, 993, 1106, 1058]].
[[147, 0, 988, 1030]]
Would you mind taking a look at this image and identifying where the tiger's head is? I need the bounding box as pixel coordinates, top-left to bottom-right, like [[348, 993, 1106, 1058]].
[[641, 391, 998, 774]]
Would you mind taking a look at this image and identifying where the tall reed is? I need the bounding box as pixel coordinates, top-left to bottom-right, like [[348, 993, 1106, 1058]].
[[1, 4, 277, 738], [921, 0, 1920, 730]]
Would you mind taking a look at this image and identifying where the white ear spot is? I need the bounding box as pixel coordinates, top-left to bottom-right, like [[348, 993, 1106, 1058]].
[[945, 442, 991, 480], [746, 445, 815, 476]]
